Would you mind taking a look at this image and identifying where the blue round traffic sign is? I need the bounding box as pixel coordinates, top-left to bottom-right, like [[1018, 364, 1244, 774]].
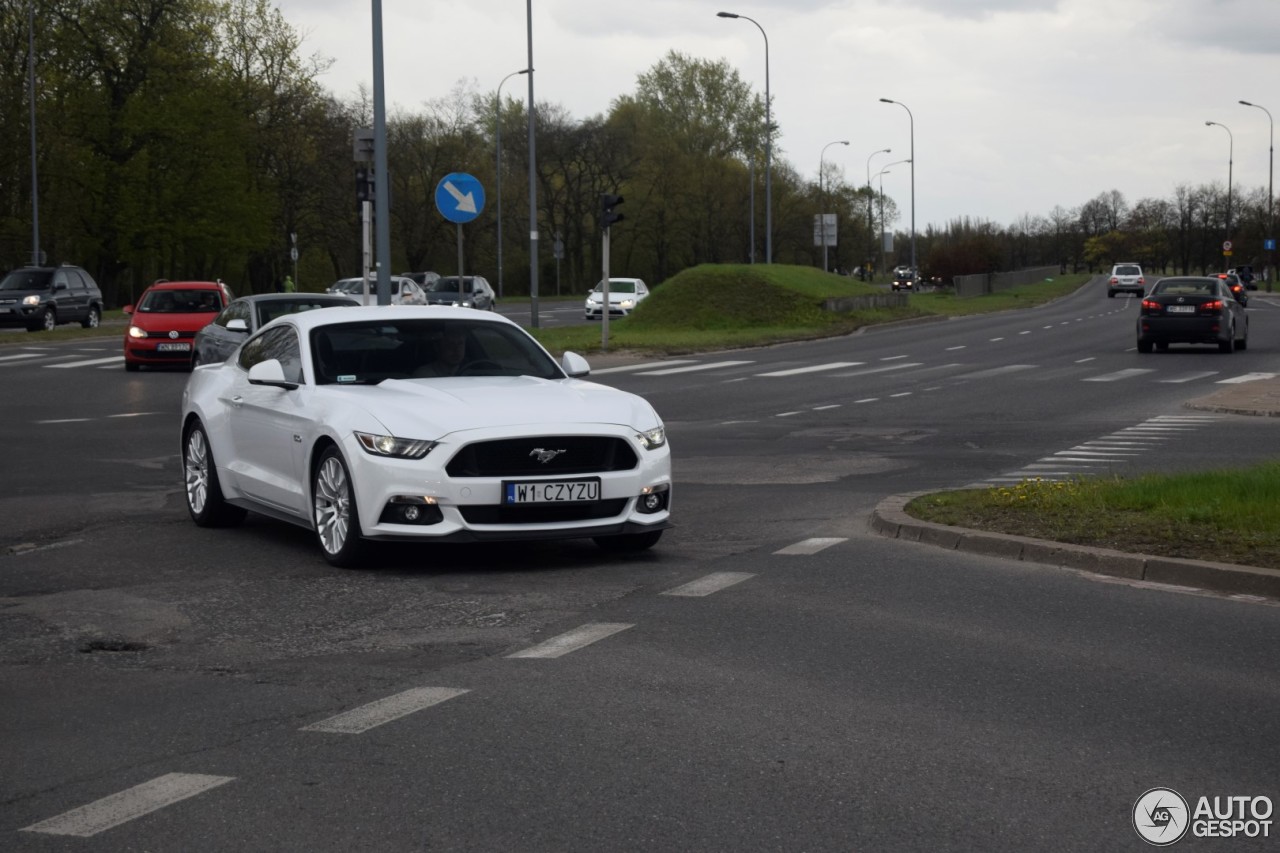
[[435, 172, 485, 224]]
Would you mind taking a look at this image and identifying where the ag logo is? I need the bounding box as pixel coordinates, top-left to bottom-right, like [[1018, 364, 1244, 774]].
[[1133, 787, 1190, 846]]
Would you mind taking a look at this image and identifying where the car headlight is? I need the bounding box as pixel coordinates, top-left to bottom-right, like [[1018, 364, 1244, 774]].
[[22, 295, 41, 306], [619, 299, 634, 308], [128, 325, 148, 338], [354, 431, 437, 459], [636, 426, 666, 450]]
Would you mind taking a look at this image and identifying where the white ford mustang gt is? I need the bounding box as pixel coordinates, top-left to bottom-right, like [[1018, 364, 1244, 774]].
[[180, 305, 671, 566]]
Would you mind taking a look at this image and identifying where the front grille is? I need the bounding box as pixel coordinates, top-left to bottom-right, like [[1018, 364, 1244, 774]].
[[459, 499, 628, 525], [446, 436, 637, 477]]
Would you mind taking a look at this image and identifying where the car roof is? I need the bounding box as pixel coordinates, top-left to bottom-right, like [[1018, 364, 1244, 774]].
[[145, 280, 225, 290], [238, 293, 359, 303], [279, 304, 521, 333]]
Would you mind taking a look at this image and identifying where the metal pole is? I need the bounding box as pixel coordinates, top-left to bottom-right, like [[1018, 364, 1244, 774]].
[[877, 169, 889, 277], [749, 158, 755, 263], [496, 69, 528, 300], [866, 148, 890, 280], [371, 0, 391, 305], [1240, 101, 1274, 290], [880, 99, 915, 274], [526, 0, 539, 327], [601, 228, 611, 352], [718, 12, 771, 263], [1207, 121, 1234, 244], [28, 0, 39, 266], [820, 140, 849, 273]]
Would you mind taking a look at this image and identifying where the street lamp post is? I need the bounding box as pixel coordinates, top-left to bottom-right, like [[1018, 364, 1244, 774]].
[[880, 98, 915, 274], [876, 159, 911, 275], [820, 139, 849, 273], [1206, 120, 1234, 244], [876, 167, 892, 277], [865, 147, 890, 279], [719, 11, 772, 263], [526, 0, 540, 327], [1240, 100, 1274, 291], [27, 0, 40, 267], [495, 68, 529, 300]]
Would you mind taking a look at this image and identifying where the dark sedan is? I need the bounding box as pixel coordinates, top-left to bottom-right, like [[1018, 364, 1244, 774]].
[[424, 275, 496, 310], [192, 293, 359, 366], [1136, 277, 1248, 353]]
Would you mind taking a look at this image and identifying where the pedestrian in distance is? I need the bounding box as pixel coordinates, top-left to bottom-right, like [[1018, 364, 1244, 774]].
[[283, 275, 296, 292]]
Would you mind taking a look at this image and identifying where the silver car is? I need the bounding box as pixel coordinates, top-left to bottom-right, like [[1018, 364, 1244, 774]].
[[1108, 263, 1145, 298]]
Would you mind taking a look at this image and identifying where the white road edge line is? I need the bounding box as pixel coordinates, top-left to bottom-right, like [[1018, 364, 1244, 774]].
[[22, 773, 234, 837], [507, 622, 633, 659]]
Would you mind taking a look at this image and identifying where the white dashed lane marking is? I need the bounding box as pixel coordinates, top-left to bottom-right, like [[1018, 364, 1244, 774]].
[[773, 537, 847, 555], [756, 362, 863, 377], [506, 622, 633, 659], [45, 356, 123, 368], [22, 773, 234, 837], [636, 361, 753, 376], [302, 687, 469, 734], [591, 360, 696, 375], [662, 572, 755, 597]]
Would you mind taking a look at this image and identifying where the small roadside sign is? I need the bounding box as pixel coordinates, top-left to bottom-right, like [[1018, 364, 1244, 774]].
[[1223, 240, 1233, 251]]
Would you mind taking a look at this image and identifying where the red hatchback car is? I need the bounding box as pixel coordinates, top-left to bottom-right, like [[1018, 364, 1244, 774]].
[[123, 280, 231, 371]]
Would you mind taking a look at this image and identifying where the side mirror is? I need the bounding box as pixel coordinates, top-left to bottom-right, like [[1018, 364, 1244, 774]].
[[123, 304, 134, 315], [561, 351, 590, 378], [54, 282, 67, 292], [248, 358, 297, 389], [227, 318, 249, 333]]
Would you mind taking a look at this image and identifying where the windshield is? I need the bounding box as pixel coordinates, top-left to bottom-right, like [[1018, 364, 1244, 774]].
[[311, 318, 561, 385], [0, 269, 52, 291], [138, 288, 223, 313], [427, 278, 473, 293], [595, 281, 637, 294]]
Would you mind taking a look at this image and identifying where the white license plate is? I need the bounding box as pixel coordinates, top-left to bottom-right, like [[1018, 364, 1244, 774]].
[[157, 342, 191, 351], [1166, 305, 1196, 314], [504, 479, 601, 504]]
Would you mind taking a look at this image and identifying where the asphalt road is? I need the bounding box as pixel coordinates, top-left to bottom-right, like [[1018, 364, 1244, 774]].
[[3, 282, 1279, 851]]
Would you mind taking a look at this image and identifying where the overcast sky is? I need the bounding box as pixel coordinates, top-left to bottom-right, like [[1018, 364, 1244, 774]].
[[274, 0, 1280, 231]]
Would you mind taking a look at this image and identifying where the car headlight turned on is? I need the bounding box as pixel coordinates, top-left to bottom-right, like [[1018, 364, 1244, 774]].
[[22, 295, 41, 306], [354, 431, 437, 459], [636, 426, 666, 450], [128, 326, 148, 338]]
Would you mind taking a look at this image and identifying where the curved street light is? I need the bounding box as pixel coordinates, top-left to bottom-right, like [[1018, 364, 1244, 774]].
[[865, 148, 890, 279], [876, 159, 911, 276], [1206, 120, 1235, 243], [495, 68, 529, 300], [1240, 100, 1274, 290], [820, 139, 849, 272], [719, 11, 772, 263], [880, 98, 916, 274]]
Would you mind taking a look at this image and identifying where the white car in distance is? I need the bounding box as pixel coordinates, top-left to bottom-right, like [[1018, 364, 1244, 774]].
[[180, 306, 672, 566], [585, 277, 649, 319]]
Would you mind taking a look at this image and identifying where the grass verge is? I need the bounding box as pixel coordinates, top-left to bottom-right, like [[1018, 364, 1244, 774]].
[[904, 465, 1280, 569]]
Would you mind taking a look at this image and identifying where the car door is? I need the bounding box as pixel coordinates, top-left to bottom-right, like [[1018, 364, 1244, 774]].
[[225, 324, 311, 517], [49, 268, 79, 323]]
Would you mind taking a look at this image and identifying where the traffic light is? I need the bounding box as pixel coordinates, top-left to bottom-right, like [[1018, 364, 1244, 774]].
[[355, 167, 373, 207], [600, 193, 624, 229]]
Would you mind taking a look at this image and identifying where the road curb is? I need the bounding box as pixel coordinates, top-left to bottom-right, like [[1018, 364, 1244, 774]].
[[870, 492, 1280, 599]]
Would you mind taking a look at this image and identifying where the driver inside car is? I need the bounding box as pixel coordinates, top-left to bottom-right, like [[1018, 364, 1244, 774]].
[[413, 328, 469, 376]]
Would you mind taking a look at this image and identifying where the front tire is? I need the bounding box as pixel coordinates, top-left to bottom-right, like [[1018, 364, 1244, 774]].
[[313, 447, 367, 568], [594, 529, 663, 552], [27, 307, 55, 332], [81, 306, 101, 329], [184, 421, 247, 527]]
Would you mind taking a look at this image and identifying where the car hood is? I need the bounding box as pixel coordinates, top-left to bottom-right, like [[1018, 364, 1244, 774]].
[[130, 310, 220, 332], [587, 292, 640, 303], [0, 287, 51, 300], [323, 376, 659, 438]]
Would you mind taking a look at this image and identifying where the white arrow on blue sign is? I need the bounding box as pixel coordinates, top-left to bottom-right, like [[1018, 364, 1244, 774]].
[[435, 172, 485, 224]]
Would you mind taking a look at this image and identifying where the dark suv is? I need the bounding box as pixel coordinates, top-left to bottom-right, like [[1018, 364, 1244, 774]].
[[0, 265, 105, 332]]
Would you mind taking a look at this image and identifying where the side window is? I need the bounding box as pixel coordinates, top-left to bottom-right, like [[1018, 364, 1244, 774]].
[[238, 325, 303, 383], [65, 270, 88, 293]]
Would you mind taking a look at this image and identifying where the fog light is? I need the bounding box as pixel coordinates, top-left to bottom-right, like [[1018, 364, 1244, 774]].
[[379, 495, 443, 525], [636, 484, 670, 514], [403, 505, 421, 522]]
